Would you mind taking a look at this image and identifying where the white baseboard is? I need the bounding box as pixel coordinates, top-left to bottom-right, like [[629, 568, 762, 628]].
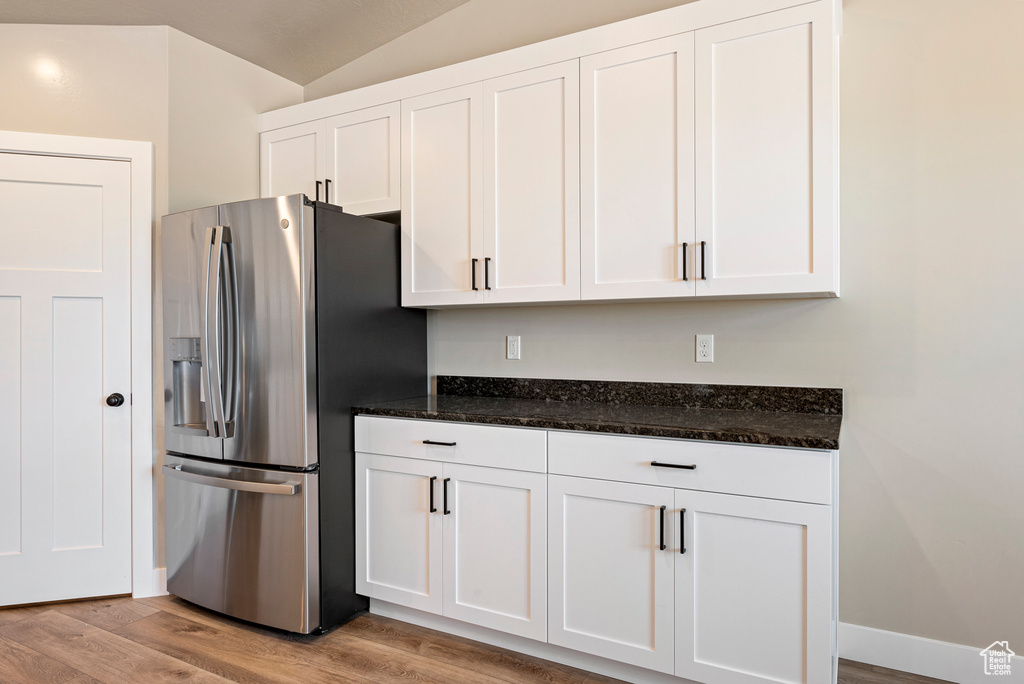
[[839, 622, 1007, 684], [132, 566, 168, 599]]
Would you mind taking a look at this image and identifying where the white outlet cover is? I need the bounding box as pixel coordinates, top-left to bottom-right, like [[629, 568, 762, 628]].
[[506, 335, 521, 360], [696, 334, 714, 363]]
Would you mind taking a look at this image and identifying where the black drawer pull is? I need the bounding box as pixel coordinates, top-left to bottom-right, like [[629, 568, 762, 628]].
[[443, 478, 451, 515], [680, 508, 687, 554], [650, 461, 697, 470], [659, 505, 667, 551], [423, 440, 457, 447], [428, 476, 437, 513]]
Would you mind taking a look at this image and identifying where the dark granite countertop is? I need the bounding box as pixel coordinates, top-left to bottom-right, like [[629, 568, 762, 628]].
[[354, 376, 843, 450]]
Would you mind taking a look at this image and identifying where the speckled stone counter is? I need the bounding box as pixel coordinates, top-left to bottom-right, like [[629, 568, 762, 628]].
[[354, 376, 843, 450]]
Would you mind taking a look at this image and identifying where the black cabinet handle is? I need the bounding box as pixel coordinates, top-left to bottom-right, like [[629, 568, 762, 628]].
[[443, 478, 451, 515], [325, 178, 331, 203], [428, 476, 437, 513], [484, 257, 492, 290], [106, 393, 125, 407], [471, 258, 479, 291], [680, 508, 687, 554], [700, 241, 707, 280], [650, 461, 697, 470], [423, 440, 456, 447], [682, 242, 689, 281], [659, 505, 667, 551], [315, 180, 322, 202]]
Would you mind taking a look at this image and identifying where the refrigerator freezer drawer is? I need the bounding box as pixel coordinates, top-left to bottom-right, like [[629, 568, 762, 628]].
[[164, 456, 320, 633]]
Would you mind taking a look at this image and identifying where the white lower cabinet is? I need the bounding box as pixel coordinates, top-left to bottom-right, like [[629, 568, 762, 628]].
[[355, 449, 547, 641], [548, 475, 676, 674], [674, 489, 833, 684], [355, 417, 837, 684]]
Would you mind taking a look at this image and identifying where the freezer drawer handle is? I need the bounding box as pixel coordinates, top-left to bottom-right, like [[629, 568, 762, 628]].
[[650, 461, 697, 470], [162, 464, 301, 496]]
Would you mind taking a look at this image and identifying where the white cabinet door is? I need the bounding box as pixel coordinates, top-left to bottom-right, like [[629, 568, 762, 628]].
[[401, 83, 484, 307], [580, 34, 696, 301], [355, 453, 443, 614], [694, 1, 837, 297], [548, 475, 675, 674], [482, 61, 580, 303], [441, 464, 547, 641], [260, 120, 326, 201], [675, 489, 833, 684], [325, 102, 401, 215]]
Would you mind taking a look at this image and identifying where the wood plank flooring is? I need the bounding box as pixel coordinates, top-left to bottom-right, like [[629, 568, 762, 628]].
[[0, 596, 953, 684]]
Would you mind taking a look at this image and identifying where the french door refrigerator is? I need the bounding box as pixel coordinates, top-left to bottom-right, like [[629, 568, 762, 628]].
[[161, 195, 425, 633]]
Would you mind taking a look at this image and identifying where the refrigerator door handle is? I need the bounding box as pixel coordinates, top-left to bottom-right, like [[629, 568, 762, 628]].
[[203, 226, 229, 439], [163, 464, 301, 495]]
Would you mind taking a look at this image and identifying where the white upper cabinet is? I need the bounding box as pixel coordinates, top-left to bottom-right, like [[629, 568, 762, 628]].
[[401, 83, 484, 307], [260, 120, 325, 201], [581, 34, 696, 301], [483, 61, 580, 303], [260, 0, 841, 306], [325, 102, 401, 215], [695, 2, 838, 297], [260, 103, 401, 214]]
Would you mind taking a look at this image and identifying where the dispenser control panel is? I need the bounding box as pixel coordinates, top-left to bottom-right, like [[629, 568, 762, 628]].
[[169, 337, 202, 362]]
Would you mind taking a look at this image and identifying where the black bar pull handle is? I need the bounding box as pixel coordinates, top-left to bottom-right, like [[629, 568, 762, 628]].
[[650, 461, 697, 471], [484, 257, 492, 290], [471, 258, 479, 291], [682, 243, 689, 282], [423, 440, 456, 447], [680, 508, 687, 554], [700, 241, 707, 280], [429, 476, 437, 513], [324, 178, 332, 203], [315, 180, 322, 202], [659, 505, 667, 551], [443, 478, 451, 515]]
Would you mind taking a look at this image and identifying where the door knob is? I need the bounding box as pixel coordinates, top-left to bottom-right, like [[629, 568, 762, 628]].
[[106, 393, 125, 407]]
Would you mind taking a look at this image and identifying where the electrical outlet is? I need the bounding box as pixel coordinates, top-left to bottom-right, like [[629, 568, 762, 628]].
[[696, 334, 714, 363], [506, 335, 521, 360]]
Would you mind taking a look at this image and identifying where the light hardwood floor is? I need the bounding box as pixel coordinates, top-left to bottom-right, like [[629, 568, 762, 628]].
[[0, 596, 953, 684]]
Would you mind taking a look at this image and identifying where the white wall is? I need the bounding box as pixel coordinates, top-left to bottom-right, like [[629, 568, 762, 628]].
[[309, 0, 1024, 652], [0, 23, 304, 571]]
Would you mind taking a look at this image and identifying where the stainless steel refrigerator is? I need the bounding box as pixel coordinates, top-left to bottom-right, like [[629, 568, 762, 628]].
[[160, 195, 425, 633]]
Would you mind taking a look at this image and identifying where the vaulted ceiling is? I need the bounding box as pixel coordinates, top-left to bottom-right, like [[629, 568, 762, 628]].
[[0, 0, 473, 85]]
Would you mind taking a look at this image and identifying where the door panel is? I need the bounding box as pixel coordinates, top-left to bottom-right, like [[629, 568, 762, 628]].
[[327, 102, 401, 215], [401, 84, 484, 306], [442, 463, 547, 641], [356, 452, 443, 614], [0, 152, 132, 606], [548, 475, 675, 674], [581, 34, 696, 300], [695, 2, 837, 296], [483, 61, 580, 303], [675, 489, 833, 683], [260, 120, 324, 200]]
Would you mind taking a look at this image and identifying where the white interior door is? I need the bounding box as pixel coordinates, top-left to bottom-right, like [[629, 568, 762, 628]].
[[0, 151, 133, 606]]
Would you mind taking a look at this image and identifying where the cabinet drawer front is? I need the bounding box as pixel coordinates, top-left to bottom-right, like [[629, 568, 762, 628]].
[[548, 431, 830, 504], [355, 416, 546, 472]]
